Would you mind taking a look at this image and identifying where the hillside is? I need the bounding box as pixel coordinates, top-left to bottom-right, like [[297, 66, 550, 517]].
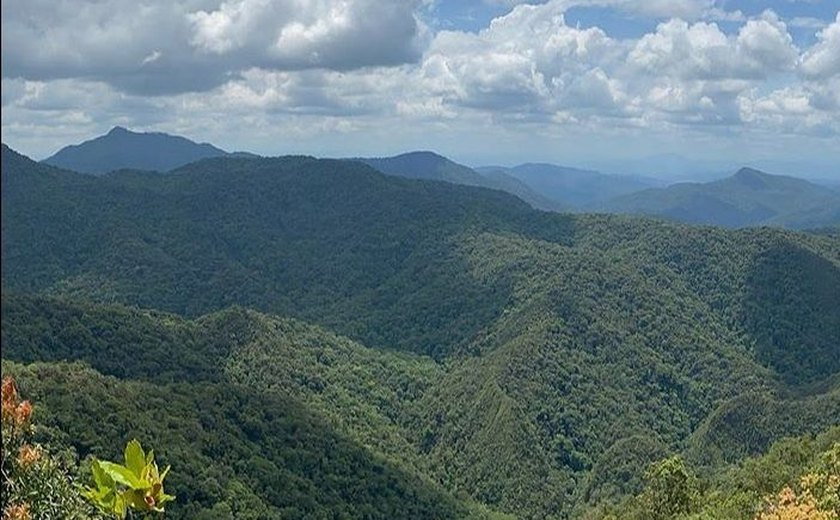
[[41, 126, 257, 174], [3, 290, 839, 519], [601, 167, 840, 229], [358, 152, 564, 211], [2, 145, 840, 518], [4, 144, 568, 358], [477, 163, 656, 209]]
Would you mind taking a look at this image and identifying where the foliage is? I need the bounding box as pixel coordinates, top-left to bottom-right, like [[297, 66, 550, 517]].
[[585, 428, 840, 520], [2, 147, 840, 518], [635, 456, 699, 519], [1, 377, 96, 520], [2, 361, 477, 519], [83, 439, 174, 519], [756, 486, 837, 520]]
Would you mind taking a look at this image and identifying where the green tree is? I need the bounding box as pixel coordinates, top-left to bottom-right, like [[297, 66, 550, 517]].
[[637, 456, 699, 520]]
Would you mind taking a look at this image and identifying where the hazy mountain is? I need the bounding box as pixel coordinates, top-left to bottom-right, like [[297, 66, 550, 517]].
[[3, 144, 839, 518], [477, 163, 658, 209], [587, 154, 840, 184], [41, 126, 258, 174], [357, 151, 565, 211], [586, 154, 733, 182], [601, 167, 840, 229]]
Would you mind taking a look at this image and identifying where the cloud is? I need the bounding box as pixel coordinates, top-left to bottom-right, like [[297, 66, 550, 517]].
[[188, 0, 426, 69], [1, 0, 426, 95], [628, 12, 797, 80], [800, 12, 840, 79], [416, 2, 621, 117], [2, 0, 839, 162]]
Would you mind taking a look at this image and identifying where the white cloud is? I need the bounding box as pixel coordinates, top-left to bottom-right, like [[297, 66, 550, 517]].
[[2, 1, 839, 163], [628, 12, 796, 80], [1, 0, 426, 95], [800, 12, 840, 79]]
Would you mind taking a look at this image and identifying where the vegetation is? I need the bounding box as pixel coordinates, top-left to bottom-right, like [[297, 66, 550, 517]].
[[358, 151, 563, 211], [1, 376, 97, 520], [600, 167, 840, 229], [583, 427, 840, 519], [83, 439, 174, 519], [2, 145, 838, 518]]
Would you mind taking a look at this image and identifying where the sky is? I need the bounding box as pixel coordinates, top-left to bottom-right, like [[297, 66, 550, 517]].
[[2, 0, 839, 175]]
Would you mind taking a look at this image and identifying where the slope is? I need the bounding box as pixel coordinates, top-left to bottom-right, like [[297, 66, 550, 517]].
[[601, 167, 840, 229], [477, 163, 655, 209], [41, 126, 257, 175], [1, 293, 506, 519], [3, 145, 840, 518], [358, 152, 564, 211], [4, 144, 575, 358]]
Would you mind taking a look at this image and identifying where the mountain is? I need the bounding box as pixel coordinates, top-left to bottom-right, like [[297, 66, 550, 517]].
[[477, 163, 658, 209], [601, 167, 840, 229], [357, 151, 565, 211], [41, 126, 258, 174], [585, 153, 733, 182], [3, 144, 839, 518]]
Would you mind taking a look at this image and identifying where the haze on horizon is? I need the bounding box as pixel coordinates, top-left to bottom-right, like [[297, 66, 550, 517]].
[[2, 0, 839, 176]]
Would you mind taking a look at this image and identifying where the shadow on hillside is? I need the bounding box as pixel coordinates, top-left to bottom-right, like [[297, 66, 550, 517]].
[[741, 241, 840, 385]]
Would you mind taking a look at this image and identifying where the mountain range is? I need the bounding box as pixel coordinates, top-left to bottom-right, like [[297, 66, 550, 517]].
[[34, 128, 840, 230], [357, 151, 565, 211], [42, 126, 257, 174], [600, 167, 840, 229], [476, 163, 659, 209], [2, 142, 839, 518]]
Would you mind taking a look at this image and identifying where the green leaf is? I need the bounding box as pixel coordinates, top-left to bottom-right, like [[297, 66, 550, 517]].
[[124, 439, 145, 477], [113, 494, 128, 520], [157, 492, 176, 506], [160, 464, 171, 482], [100, 461, 151, 490], [91, 459, 115, 490]]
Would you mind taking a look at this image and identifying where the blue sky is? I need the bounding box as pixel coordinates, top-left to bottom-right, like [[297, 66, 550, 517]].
[[2, 0, 839, 176]]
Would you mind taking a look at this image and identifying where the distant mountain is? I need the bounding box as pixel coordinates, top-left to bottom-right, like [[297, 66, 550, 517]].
[[588, 154, 840, 183], [601, 167, 840, 229], [42, 126, 258, 174], [357, 151, 564, 211], [586, 154, 733, 182], [477, 163, 658, 209]]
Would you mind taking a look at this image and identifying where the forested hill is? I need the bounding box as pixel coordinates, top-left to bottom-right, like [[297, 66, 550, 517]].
[[40, 126, 257, 175], [2, 143, 840, 518], [357, 151, 564, 211], [600, 166, 840, 229], [3, 144, 570, 358]]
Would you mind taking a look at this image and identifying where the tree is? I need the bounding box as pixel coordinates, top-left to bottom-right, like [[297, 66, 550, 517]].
[[636, 456, 699, 520]]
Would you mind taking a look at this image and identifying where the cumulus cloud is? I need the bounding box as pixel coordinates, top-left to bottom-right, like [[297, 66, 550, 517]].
[[1, 0, 426, 95], [628, 12, 797, 80], [800, 12, 840, 79], [188, 0, 426, 69], [2, 0, 839, 160], [416, 2, 622, 117]]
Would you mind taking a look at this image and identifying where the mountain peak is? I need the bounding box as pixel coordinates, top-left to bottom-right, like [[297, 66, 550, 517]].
[[734, 166, 768, 177], [43, 128, 231, 174], [396, 150, 445, 160], [107, 126, 131, 136], [731, 167, 771, 189]]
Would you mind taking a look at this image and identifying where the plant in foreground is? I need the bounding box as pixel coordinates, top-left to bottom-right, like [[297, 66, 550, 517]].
[[83, 439, 175, 519]]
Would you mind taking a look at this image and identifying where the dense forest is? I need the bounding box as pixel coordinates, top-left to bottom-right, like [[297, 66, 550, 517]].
[[1, 144, 838, 518]]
